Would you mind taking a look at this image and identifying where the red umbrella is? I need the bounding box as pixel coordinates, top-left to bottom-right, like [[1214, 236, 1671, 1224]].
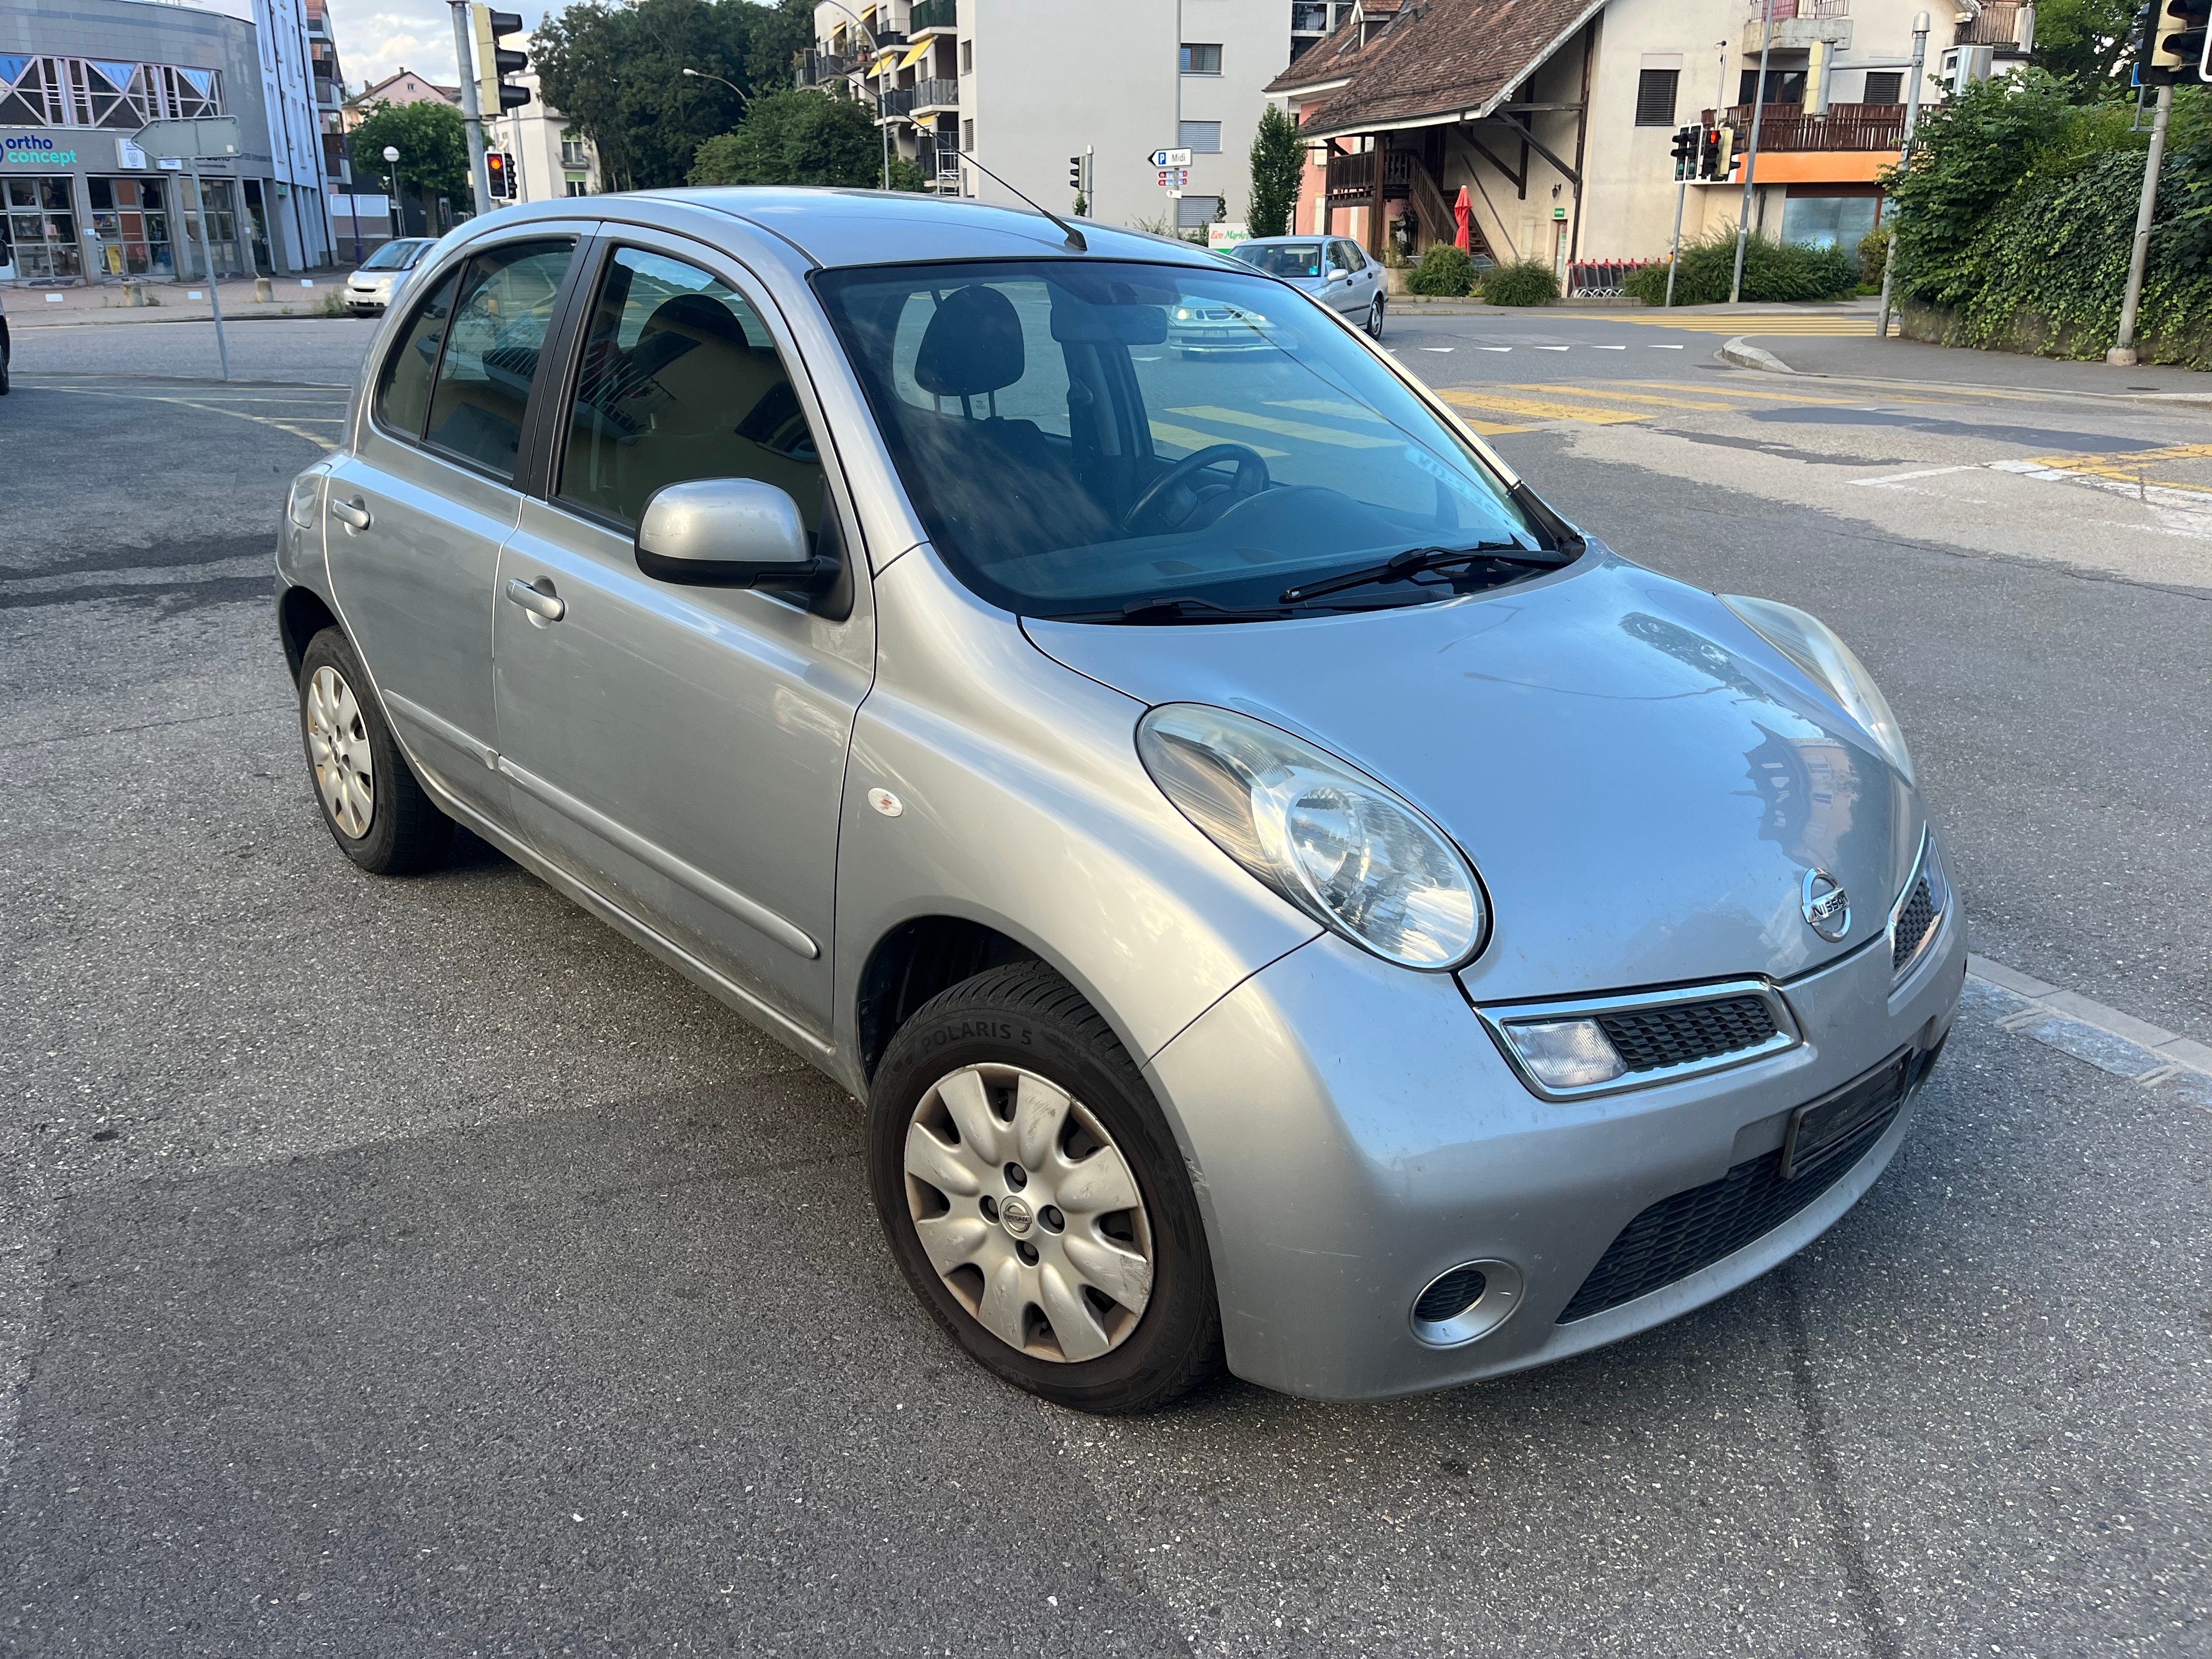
[[1454, 185, 1472, 251]]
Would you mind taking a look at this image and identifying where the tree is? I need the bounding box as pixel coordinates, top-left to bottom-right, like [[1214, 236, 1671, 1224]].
[[1248, 103, 1306, 238], [535, 0, 811, 190], [348, 99, 473, 217], [689, 87, 923, 188], [2029, 0, 2140, 90]]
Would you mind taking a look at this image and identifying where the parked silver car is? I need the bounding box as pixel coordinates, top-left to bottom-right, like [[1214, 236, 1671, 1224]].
[[276, 191, 1963, 1412], [342, 236, 437, 315], [1222, 234, 1386, 337]]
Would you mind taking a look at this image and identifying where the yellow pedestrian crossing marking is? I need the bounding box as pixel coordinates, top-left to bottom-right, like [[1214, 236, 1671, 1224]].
[[2015, 442, 2212, 494], [1168, 405, 1398, 448], [1150, 420, 1286, 458], [1505, 382, 1750, 412], [1618, 379, 1943, 407], [1265, 398, 1388, 423], [1415, 377, 1977, 431], [1436, 388, 1651, 425]]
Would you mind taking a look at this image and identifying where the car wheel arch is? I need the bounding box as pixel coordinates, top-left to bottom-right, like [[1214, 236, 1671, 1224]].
[[278, 584, 341, 683]]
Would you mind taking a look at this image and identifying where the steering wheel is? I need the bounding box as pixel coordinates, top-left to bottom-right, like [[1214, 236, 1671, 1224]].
[[1122, 443, 1271, 534]]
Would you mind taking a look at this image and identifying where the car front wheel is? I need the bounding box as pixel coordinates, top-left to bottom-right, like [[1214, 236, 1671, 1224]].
[[1366, 294, 1386, 338], [868, 963, 1222, 1414], [296, 627, 451, 874]]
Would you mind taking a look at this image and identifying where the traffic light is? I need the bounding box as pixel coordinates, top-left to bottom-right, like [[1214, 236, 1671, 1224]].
[[1697, 126, 1722, 180], [1070, 155, 1083, 191], [1670, 124, 1699, 181], [485, 150, 512, 199], [2141, 0, 2211, 81], [1714, 126, 1741, 180], [471, 4, 531, 112]]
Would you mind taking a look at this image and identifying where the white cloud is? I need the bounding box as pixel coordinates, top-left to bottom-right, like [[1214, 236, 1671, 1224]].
[[325, 0, 555, 92]]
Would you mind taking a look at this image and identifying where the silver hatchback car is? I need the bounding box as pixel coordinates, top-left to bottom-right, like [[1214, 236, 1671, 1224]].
[[276, 190, 1963, 1412]]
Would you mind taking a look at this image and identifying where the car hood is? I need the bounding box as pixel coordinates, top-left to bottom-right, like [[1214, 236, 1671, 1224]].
[[1022, 550, 1921, 999]]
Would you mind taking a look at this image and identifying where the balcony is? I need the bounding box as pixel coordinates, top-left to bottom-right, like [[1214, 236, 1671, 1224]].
[[912, 76, 958, 113], [802, 48, 862, 86], [1744, 0, 1852, 52], [1724, 101, 1905, 151], [909, 0, 956, 36], [1323, 145, 1416, 202], [879, 85, 916, 118], [1956, 0, 2027, 45]]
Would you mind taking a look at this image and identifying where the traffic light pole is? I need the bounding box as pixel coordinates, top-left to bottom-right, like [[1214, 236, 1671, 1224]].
[[450, 0, 492, 215], [1728, 10, 1776, 305], [1874, 15, 1932, 340], [2108, 81, 2174, 366], [1664, 172, 1688, 307]]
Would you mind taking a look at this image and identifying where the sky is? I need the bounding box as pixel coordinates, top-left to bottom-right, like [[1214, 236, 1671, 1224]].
[[327, 0, 554, 92]]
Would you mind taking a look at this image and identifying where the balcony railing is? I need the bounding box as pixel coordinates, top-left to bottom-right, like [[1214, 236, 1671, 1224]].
[[912, 76, 958, 111], [879, 85, 916, 117], [1753, 0, 1849, 16], [910, 0, 956, 33], [1956, 0, 2025, 44], [1323, 146, 1415, 201], [802, 48, 862, 86], [1725, 100, 1905, 151]]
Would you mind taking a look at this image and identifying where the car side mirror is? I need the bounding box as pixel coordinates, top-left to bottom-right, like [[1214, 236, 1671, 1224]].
[[1326, 267, 1349, 283], [635, 478, 834, 594]]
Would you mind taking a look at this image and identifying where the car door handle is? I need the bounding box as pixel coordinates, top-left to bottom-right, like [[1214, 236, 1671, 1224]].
[[505, 577, 566, 622], [329, 498, 370, 531]]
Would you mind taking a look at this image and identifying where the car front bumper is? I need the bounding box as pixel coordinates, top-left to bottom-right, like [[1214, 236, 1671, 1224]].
[[1144, 899, 1966, 1400], [345, 287, 391, 312]]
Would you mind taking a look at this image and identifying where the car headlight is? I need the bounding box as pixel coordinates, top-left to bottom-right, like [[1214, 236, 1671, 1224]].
[[1496, 1018, 1627, 1090], [1136, 703, 1487, 969], [1721, 594, 1914, 782]]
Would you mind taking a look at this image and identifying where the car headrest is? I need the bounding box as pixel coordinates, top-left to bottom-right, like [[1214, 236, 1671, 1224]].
[[913, 284, 1024, 398], [637, 292, 751, 348]]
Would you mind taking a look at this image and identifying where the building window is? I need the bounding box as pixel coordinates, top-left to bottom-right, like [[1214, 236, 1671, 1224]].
[[1179, 120, 1221, 153], [1180, 43, 1222, 75], [560, 133, 589, 168], [1291, 3, 1330, 31], [1740, 67, 1808, 106], [1863, 70, 1903, 105], [960, 39, 973, 74], [564, 177, 589, 196], [962, 117, 974, 152], [0, 56, 224, 128], [1175, 193, 1221, 228], [1634, 68, 1678, 126]]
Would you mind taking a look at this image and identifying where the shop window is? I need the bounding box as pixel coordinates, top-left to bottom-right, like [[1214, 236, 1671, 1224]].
[[3, 178, 83, 279], [1781, 194, 1880, 255], [87, 176, 176, 276]]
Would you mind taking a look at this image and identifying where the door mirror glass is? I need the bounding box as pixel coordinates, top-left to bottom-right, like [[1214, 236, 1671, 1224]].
[[635, 477, 828, 591]]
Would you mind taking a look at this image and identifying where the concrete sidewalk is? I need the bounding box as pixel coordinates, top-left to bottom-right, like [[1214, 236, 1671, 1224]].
[[5, 276, 356, 327], [1725, 329, 2211, 400]]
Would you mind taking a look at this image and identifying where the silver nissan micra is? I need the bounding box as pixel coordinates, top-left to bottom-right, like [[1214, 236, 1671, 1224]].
[[275, 190, 1963, 1412]]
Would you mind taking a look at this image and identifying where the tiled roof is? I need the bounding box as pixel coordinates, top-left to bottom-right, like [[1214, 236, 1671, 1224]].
[[1266, 0, 1600, 137]]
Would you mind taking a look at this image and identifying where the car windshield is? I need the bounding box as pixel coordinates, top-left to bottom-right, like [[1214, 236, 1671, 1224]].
[[361, 240, 426, 271], [813, 259, 1548, 620], [1234, 242, 1323, 279]]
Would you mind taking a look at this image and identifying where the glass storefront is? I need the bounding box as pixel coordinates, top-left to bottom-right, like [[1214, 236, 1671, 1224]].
[[174, 176, 247, 278], [3, 177, 82, 278], [87, 175, 174, 276]]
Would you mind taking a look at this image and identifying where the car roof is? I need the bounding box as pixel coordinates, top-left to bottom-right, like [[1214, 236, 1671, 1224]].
[[1234, 236, 1329, 246], [472, 187, 1229, 272]]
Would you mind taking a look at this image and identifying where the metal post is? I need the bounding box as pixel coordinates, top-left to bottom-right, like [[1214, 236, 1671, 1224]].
[[1729, 4, 1776, 304], [188, 162, 230, 381], [1665, 173, 1688, 306], [2108, 81, 2173, 368], [1875, 15, 1931, 341], [450, 0, 491, 213]]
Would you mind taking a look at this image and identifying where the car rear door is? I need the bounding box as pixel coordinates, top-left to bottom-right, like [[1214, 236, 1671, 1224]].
[[489, 228, 875, 1051], [322, 230, 587, 824]]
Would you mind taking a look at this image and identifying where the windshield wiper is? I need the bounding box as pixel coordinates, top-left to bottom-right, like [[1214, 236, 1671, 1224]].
[[1279, 542, 1572, 605], [1065, 595, 1298, 624]]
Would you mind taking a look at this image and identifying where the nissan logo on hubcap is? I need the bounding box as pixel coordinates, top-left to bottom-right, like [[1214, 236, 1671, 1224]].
[[998, 1197, 1035, 1238], [1801, 868, 1850, 942]]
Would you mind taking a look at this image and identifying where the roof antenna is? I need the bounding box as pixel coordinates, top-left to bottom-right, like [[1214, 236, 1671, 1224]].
[[958, 153, 1087, 251]]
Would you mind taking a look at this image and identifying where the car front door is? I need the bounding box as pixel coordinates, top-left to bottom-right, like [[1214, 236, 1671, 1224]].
[[490, 233, 874, 1048], [323, 233, 583, 822], [1330, 239, 1376, 318]]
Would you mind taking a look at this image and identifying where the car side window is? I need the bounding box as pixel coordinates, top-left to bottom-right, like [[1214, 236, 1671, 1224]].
[[422, 239, 577, 482], [557, 246, 825, 537], [1328, 240, 1357, 274], [1340, 240, 1368, 272], [373, 266, 460, 438]]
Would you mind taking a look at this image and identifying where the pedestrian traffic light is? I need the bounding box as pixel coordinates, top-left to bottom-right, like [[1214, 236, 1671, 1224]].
[[2140, 0, 2210, 81], [1671, 124, 1699, 181], [471, 4, 531, 112], [486, 151, 512, 199]]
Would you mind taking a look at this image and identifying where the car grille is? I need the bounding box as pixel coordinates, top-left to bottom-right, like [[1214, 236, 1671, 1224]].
[[1596, 994, 1779, 1074], [1557, 1067, 1907, 1323], [1892, 875, 1938, 970]]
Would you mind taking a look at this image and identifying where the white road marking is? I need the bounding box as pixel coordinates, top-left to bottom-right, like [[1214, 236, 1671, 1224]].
[[1533, 345, 1570, 352], [1850, 465, 1983, 488], [1471, 346, 1512, 352], [1420, 346, 1454, 352], [1591, 344, 1626, 350], [1650, 343, 1685, 349]]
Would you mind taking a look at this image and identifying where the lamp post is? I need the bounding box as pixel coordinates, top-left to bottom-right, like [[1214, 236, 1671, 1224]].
[[681, 66, 749, 108], [815, 0, 891, 190], [382, 143, 401, 240]]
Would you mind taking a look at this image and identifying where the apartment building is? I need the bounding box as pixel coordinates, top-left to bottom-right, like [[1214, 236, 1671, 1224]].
[[807, 0, 1293, 235], [1266, 0, 2007, 284], [484, 46, 603, 205]]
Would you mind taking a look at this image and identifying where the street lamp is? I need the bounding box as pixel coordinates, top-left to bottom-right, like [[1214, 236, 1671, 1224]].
[[381, 144, 401, 241], [814, 0, 891, 190], [680, 66, 749, 108]]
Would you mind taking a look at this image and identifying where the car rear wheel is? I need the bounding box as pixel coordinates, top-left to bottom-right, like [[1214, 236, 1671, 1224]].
[[296, 627, 451, 874], [1366, 295, 1386, 338], [868, 963, 1222, 1414]]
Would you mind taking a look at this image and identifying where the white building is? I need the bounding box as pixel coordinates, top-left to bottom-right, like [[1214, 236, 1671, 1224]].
[[809, 0, 1296, 236], [484, 42, 602, 204]]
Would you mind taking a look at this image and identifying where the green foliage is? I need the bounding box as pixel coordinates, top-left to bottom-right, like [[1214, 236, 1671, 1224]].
[[1478, 257, 1559, 306], [688, 87, 915, 188], [348, 100, 473, 214], [1403, 242, 1476, 296], [2028, 0, 2138, 88], [1620, 232, 1855, 304], [1247, 104, 1305, 239], [1857, 223, 1889, 288], [535, 0, 811, 189]]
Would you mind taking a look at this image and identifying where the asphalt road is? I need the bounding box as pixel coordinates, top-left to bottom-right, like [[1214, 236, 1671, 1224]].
[[1, 309, 2207, 1657]]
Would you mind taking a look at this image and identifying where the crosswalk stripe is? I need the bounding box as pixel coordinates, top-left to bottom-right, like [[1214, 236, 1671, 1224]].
[[1437, 388, 1649, 424], [1169, 405, 1398, 448], [1504, 383, 1747, 411], [1149, 420, 1286, 458], [1618, 379, 1945, 407]]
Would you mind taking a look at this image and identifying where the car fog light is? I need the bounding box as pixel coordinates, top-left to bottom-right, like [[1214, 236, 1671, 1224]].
[[1502, 1018, 1627, 1090]]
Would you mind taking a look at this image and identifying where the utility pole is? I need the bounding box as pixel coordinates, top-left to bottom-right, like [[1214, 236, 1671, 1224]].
[[2108, 82, 2174, 366], [449, 0, 492, 213], [1729, 1, 1777, 304], [1874, 14, 1932, 340]]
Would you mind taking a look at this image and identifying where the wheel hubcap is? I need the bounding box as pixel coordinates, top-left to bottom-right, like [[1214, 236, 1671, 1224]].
[[902, 1063, 1154, 1363], [305, 664, 375, 839]]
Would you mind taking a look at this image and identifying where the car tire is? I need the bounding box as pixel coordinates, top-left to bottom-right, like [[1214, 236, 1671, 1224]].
[[0, 342, 10, 396], [868, 962, 1223, 1414], [296, 627, 451, 874], [1366, 295, 1386, 338]]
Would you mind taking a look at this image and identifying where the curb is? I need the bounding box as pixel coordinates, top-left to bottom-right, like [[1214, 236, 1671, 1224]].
[[1967, 952, 2212, 1089], [1718, 336, 1797, 375]]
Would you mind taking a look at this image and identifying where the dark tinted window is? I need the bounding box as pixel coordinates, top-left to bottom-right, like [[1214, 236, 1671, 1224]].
[[557, 246, 824, 536], [1863, 71, 1903, 105], [422, 239, 576, 481], [373, 266, 460, 438], [1236, 242, 1322, 279], [1634, 67, 1678, 126]]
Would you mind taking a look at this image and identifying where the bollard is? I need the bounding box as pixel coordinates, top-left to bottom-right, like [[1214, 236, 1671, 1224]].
[[254, 276, 274, 303]]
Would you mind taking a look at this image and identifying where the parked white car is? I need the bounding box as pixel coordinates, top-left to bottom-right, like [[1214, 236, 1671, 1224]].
[[343, 238, 437, 316]]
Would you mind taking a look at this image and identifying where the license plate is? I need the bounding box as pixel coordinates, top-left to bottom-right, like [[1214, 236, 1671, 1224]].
[[1780, 1051, 1911, 1181]]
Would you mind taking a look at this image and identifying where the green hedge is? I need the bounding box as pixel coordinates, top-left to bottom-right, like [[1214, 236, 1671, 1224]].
[[1623, 231, 1857, 306], [1479, 257, 1559, 306], [1404, 243, 1477, 296]]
